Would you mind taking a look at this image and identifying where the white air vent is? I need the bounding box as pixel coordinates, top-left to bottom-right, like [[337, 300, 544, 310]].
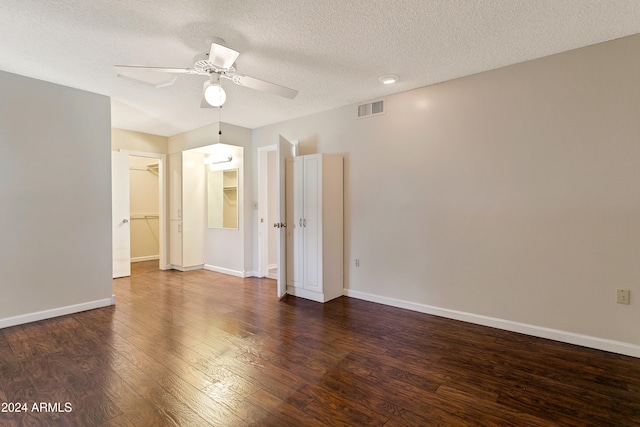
[[357, 99, 385, 119]]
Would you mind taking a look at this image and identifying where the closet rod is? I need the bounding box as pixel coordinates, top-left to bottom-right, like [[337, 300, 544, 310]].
[[129, 166, 158, 172], [130, 214, 159, 219]]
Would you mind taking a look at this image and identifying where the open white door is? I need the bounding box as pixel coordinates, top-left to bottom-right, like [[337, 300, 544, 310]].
[[276, 136, 294, 298], [112, 151, 131, 278]]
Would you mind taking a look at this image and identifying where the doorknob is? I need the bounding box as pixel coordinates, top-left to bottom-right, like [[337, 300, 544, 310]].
[[273, 223, 280, 228], [122, 219, 129, 224], [260, 218, 264, 223]]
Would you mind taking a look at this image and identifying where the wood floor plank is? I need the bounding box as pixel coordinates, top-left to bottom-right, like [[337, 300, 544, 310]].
[[97, 368, 173, 427], [126, 337, 215, 391], [193, 346, 316, 410], [154, 374, 246, 427], [435, 385, 560, 427], [493, 367, 639, 426], [0, 387, 17, 427], [97, 413, 136, 427], [300, 367, 426, 423], [245, 388, 328, 427], [299, 364, 471, 426], [0, 260, 639, 426]]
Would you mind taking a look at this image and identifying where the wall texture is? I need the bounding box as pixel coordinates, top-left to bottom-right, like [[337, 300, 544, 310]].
[[252, 34, 640, 354], [0, 70, 113, 325]]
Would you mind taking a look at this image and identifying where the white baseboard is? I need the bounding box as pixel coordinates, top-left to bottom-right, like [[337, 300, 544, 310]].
[[343, 289, 640, 359], [287, 286, 325, 303], [131, 255, 159, 263], [169, 264, 203, 272], [204, 264, 253, 278], [0, 297, 115, 330], [267, 263, 277, 270]]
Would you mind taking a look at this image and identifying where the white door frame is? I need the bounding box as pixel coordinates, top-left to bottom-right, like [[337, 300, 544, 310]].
[[257, 144, 277, 278], [119, 150, 169, 270]]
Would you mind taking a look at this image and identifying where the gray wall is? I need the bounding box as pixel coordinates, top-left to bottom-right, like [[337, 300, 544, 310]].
[[0, 70, 113, 324], [252, 34, 640, 350]]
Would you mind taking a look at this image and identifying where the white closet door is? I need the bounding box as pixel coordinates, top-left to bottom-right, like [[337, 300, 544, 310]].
[[286, 157, 304, 288], [277, 135, 294, 298], [168, 153, 182, 221], [112, 151, 131, 278], [182, 151, 205, 268], [303, 155, 321, 292], [169, 221, 182, 266]]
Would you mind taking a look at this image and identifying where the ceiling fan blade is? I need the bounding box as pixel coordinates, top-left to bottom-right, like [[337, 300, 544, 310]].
[[209, 43, 240, 69], [233, 74, 298, 99], [114, 65, 201, 88]]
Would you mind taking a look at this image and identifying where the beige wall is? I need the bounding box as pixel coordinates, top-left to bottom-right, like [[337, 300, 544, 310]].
[[112, 128, 168, 153], [252, 34, 640, 350], [0, 70, 112, 325]]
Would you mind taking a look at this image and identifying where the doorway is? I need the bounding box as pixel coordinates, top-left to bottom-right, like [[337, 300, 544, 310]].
[[257, 145, 278, 278], [257, 136, 296, 297], [129, 156, 160, 264], [112, 150, 167, 277]]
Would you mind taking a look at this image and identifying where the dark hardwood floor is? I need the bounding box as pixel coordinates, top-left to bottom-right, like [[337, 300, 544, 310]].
[[0, 261, 639, 426]]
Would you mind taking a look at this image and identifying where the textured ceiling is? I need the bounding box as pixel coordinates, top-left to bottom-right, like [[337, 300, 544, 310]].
[[1, 1, 640, 137]]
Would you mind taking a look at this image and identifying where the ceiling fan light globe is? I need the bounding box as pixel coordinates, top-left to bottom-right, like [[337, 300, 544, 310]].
[[204, 83, 226, 107]]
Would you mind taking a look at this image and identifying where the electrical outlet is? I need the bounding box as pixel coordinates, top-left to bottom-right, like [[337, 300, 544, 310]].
[[616, 289, 630, 304], [355, 258, 360, 267]]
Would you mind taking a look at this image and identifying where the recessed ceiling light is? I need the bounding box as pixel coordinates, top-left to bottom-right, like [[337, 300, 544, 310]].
[[379, 74, 399, 84]]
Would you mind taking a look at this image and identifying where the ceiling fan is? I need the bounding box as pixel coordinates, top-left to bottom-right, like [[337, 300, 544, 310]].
[[114, 37, 298, 108]]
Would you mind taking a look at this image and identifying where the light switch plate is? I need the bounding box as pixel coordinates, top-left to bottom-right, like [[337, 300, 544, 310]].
[[616, 289, 630, 304]]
